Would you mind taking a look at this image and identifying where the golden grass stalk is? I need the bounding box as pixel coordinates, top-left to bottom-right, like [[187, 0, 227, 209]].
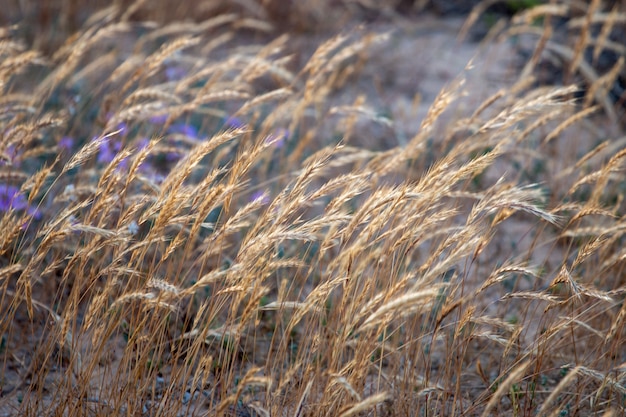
[[481, 360, 531, 417], [2, 2, 625, 415], [338, 392, 390, 417]]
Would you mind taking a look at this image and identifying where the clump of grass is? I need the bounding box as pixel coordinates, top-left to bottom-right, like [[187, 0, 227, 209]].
[[1, 1, 625, 416]]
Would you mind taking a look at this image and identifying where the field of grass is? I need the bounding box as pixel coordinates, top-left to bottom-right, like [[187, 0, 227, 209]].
[[1, 1, 625, 416]]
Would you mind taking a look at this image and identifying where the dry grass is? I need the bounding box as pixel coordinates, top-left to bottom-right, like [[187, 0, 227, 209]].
[[0, 1, 625, 416]]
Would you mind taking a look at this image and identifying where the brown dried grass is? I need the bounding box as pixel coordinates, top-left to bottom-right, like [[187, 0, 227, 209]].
[[0, 1, 625, 416]]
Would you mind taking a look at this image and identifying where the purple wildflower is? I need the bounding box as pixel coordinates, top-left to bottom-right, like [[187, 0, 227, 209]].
[[27, 206, 41, 220], [97, 138, 122, 165], [59, 136, 74, 151], [118, 155, 130, 170], [0, 145, 20, 167], [224, 116, 246, 129], [165, 66, 187, 82], [165, 149, 183, 163], [0, 184, 41, 225], [149, 114, 168, 125], [136, 137, 150, 151], [116, 122, 128, 136], [68, 215, 81, 235], [94, 137, 133, 171], [0, 184, 29, 212], [250, 190, 270, 205], [106, 113, 128, 135], [152, 173, 166, 184], [104, 114, 129, 136], [265, 128, 289, 148], [169, 123, 198, 139]]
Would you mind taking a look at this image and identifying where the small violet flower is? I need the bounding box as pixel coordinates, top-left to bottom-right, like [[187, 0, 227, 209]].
[[224, 116, 246, 130], [165, 150, 183, 163], [59, 136, 74, 151], [116, 122, 128, 136], [165, 65, 187, 82], [67, 215, 81, 235], [0, 184, 28, 212], [169, 123, 198, 139], [0, 145, 20, 167], [150, 173, 166, 185], [250, 190, 270, 205], [0, 184, 39, 222], [103, 116, 128, 137], [265, 128, 289, 149], [27, 206, 41, 220], [97, 138, 122, 165], [149, 114, 168, 125], [135, 137, 150, 151]]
